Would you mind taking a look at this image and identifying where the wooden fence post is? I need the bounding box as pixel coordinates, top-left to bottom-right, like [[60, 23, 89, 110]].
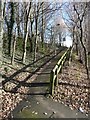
[[50, 48, 71, 96], [55, 66, 58, 86], [50, 70, 54, 95]]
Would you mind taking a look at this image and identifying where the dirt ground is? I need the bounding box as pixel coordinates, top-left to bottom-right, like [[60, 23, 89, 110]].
[[53, 60, 90, 116]]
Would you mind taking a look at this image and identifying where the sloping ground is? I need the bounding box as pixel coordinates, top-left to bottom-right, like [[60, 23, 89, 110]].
[[0, 48, 65, 119], [1, 49, 89, 119], [10, 51, 87, 118], [52, 60, 90, 116]]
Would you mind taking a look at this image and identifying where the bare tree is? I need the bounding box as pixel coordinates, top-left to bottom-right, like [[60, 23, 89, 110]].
[[3, 1, 64, 64], [62, 2, 89, 79], [73, 3, 89, 79]]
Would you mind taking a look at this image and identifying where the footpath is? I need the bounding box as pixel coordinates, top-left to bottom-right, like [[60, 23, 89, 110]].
[[11, 50, 88, 119]]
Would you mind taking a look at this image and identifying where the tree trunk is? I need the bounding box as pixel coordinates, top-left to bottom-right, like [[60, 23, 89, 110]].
[[8, 29, 12, 55], [5, 3, 14, 56], [11, 35, 16, 65], [0, 1, 3, 67], [28, 34, 33, 53], [75, 32, 79, 55], [69, 44, 73, 65], [75, 43, 78, 55], [22, 2, 32, 63], [73, 4, 89, 79], [69, 27, 75, 65], [17, 4, 21, 37], [80, 21, 89, 79], [59, 33, 61, 46], [3, 2, 6, 18], [34, 17, 38, 61], [29, 20, 33, 53], [41, 3, 44, 49]]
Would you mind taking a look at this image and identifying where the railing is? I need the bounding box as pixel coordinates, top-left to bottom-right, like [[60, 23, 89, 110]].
[[50, 47, 71, 95]]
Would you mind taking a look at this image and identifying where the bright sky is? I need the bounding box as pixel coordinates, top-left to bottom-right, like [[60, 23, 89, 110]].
[[65, 36, 72, 47]]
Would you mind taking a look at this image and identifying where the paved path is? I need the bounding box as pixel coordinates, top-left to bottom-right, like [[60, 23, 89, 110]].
[[11, 51, 88, 119]]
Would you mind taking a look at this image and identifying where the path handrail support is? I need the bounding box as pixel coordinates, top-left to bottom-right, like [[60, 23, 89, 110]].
[[50, 47, 71, 95]]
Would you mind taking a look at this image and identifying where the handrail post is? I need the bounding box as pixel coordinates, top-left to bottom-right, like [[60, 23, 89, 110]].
[[50, 70, 54, 95], [60, 65, 62, 73], [55, 66, 58, 86], [50, 48, 71, 95]]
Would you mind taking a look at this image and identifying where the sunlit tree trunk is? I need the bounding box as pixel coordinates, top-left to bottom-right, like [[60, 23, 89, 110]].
[[34, 16, 38, 61], [29, 13, 34, 53], [33, 3, 40, 61], [41, 2, 44, 49], [22, 2, 32, 63]]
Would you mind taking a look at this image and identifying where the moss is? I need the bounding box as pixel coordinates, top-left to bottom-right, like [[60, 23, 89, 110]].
[[18, 109, 39, 118]]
